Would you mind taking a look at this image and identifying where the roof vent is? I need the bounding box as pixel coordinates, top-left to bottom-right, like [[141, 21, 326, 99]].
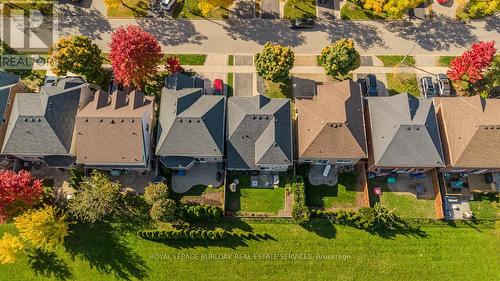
[[259, 116, 262, 120], [188, 119, 192, 123], [252, 116, 256, 119], [121, 119, 124, 122], [23, 118, 28, 122], [179, 119, 183, 123], [331, 124, 335, 128], [265, 116, 269, 120], [99, 119, 103, 122], [415, 127, 420, 130], [131, 119, 134, 123], [110, 120, 115, 124], [37, 118, 41, 122], [407, 127, 411, 130], [84, 118, 88, 122], [31, 118, 35, 122]]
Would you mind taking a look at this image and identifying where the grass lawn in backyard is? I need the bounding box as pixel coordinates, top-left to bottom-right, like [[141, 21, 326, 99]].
[[369, 178, 435, 219], [386, 73, 420, 97], [436, 56, 456, 67], [470, 195, 500, 220], [226, 175, 286, 215], [165, 54, 206, 65], [340, 2, 390, 20], [264, 78, 292, 99], [173, 184, 222, 199], [305, 173, 360, 209], [106, 0, 149, 18], [377, 55, 416, 67], [172, 0, 230, 19], [283, 0, 316, 19], [0, 220, 499, 281]]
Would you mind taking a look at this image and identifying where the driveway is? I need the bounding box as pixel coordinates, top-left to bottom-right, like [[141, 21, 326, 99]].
[[230, 0, 255, 19], [317, 0, 336, 20], [234, 73, 254, 96], [354, 73, 388, 96], [261, 0, 280, 19]]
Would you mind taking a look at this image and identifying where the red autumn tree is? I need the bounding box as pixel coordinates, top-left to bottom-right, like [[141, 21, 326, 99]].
[[448, 41, 497, 83], [109, 25, 162, 89], [165, 56, 183, 74], [0, 170, 43, 223]]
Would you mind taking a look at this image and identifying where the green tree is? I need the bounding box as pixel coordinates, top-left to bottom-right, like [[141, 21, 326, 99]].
[[149, 199, 180, 222], [14, 205, 69, 250], [0, 233, 24, 264], [49, 36, 103, 82], [320, 39, 360, 78], [473, 56, 500, 98], [144, 182, 169, 205], [69, 167, 84, 189], [383, 0, 423, 18], [67, 171, 122, 224], [255, 42, 295, 82]]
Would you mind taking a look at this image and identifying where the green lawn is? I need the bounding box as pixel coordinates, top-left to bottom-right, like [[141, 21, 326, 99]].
[[172, 0, 230, 19], [377, 55, 416, 67], [264, 78, 292, 99], [227, 73, 234, 96], [1, 1, 54, 16], [165, 54, 207, 65], [226, 176, 286, 215], [1, 220, 499, 281], [386, 73, 420, 97], [305, 173, 360, 209], [470, 196, 500, 220], [436, 56, 456, 67], [227, 55, 234, 66], [283, 0, 316, 19], [340, 2, 390, 20], [106, 0, 149, 18]]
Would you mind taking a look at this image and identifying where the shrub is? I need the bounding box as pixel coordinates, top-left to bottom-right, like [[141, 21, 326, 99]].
[[138, 228, 231, 241], [182, 204, 222, 221], [144, 182, 170, 205], [291, 176, 310, 224], [149, 199, 180, 222], [320, 39, 360, 78]]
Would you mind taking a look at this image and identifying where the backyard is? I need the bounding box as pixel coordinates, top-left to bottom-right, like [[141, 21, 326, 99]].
[[173, 184, 224, 206], [470, 195, 500, 220], [0, 220, 498, 281], [305, 172, 362, 210], [225, 175, 287, 215]]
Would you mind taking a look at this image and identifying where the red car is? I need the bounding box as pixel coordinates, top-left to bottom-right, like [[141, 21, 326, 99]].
[[213, 79, 224, 95]]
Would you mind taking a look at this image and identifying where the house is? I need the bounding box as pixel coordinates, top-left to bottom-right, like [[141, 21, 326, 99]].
[[0, 71, 24, 150], [296, 80, 367, 166], [365, 93, 445, 175], [433, 96, 500, 195], [156, 73, 225, 170], [1, 77, 92, 168], [75, 90, 154, 171], [227, 95, 292, 172]]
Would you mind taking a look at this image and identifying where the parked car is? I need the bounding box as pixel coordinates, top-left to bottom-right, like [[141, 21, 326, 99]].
[[43, 76, 57, 87], [365, 74, 378, 96], [213, 79, 223, 95], [421, 76, 437, 98], [289, 18, 315, 29], [160, 0, 176, 11], [436, 73, 451, 96]]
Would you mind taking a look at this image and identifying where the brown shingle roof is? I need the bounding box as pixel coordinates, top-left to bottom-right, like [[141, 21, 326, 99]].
[[75, 90, 154, 165], [433, 95, 500, 168], [297, 80, 367, 159]]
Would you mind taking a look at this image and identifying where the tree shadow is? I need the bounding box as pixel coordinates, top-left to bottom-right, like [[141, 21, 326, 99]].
[[137, 18, 208, 46], [223, 19, 305, 47], [27, 248, 73, 281], [300, 219, 337, 239], [64, 222, 149, 281], [57, 7, 112, 40], [318, 20, 386, 51], [383, 15, 478, 51], [483, 15, 500, 33], [360, 219, 428, 239], [229, 0, 255, 19]]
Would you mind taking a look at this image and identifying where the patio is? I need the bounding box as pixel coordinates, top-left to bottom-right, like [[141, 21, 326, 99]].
[[171, 164, 223, 193], [308, 165, 339, 186], [30, 164, 73, 201], [112, 170, 153, 194], [442, 172, 499, 196], [385, 173, 435, 200]]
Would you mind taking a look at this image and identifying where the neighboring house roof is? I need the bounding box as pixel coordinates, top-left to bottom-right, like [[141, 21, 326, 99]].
[[366, 93, 444, 168], [0, 71, 20, 123], [227, 95, 292, 170], [433, 96, 500, 168], [75, 90, 154, 166], [297, 80, 367, 160], [1, 77, 92, 158], [165, 72, 204, 90], [156, 87, 225, 158]]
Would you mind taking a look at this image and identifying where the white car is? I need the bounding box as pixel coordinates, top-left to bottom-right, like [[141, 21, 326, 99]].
[[160, 0, 176, 11]]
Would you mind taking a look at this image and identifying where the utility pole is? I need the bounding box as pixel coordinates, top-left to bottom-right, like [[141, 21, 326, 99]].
[[400, 39, 420, 66]]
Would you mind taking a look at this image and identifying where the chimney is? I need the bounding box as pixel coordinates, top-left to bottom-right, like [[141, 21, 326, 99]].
[[95, 90, 110, 109], [130, 90, 144, 110]]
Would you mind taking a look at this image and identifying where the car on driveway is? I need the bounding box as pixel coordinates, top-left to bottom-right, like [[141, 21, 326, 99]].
[[421, 76, 437, 98], [436, 74, 451, 96], [365, 74, 378, 96], [289, 18, 315, 29]]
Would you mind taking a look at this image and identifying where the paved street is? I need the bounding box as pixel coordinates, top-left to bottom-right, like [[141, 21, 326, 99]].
[[2, 3, 498, 55]]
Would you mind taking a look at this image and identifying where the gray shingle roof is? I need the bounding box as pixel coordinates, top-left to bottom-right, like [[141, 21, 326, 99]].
[[1, 80, 91, 159], [156, 87, 225, 162], [0, 71, 20, 123], [366, 93, 444, 167], [165, 73, 204, 90], [227, 95, 292, 170]]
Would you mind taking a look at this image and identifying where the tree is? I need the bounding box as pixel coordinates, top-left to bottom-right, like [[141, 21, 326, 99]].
[[149, 199, 179, 222], [255, 43, 295, 82], [69, 167, 84, 189], [144, 182, 170, 205], [470, 55, 500, 98], [67, 170, 122, 224], [198, 0, 234, 16], [0, 170, 43, 223], [109, 25, 162, 89], [462, 0, 500, 19], [363, 0, 385, 13], [14, 205, 69, 250], [448, 41, 497, 84], [165, 56, 184, 75], [0, 233, 24, 264], [49, 36, 103, 82], [383, 0, 423, 18], [320, 39, 360, 78]]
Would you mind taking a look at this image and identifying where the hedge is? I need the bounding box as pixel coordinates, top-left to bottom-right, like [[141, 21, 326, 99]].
[[138, 228, 229, 241], [182, 204, 223, 221], [291, 176, 311, 224]]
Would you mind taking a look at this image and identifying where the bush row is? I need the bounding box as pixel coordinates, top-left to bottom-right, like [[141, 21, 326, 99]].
[[291, 176, 311, 224], [182, 204, 222, 221], [138, 228, 229, 241]]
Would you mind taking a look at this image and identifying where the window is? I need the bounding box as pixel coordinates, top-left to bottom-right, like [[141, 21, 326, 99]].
[[316, 160, 329, 164], [335, 160, 353, 165]]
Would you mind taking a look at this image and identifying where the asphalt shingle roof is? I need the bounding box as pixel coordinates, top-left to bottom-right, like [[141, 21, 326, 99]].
[[227, 95, 292, 170]]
